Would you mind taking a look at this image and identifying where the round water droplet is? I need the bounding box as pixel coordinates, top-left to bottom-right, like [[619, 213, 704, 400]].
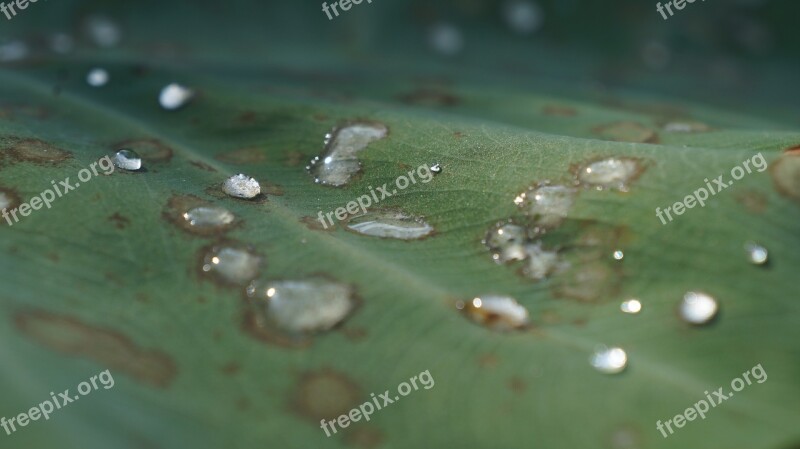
[[346, 211, 433, 240], [202, 245, 261, 285], [183, 206, 235, 229], [679, 291, 718, 325], [576, 157, 644, 191], [590, 346, 628, 374], [307, 122, 388, 187], [222, 174, 261, 199], [744, 242, 768, 265], [457, 295, 529, 331], [430, 163, 442, 174], [159, 83, 194, 110], [514, 183, 576, 227], [613, 250, 624, 260], [86, 68, 109, 87], [429, 23, 463, 56], [483, 221, 532, 264], [503, 0, 544, 35], [85, 15, 121, 48], [620, 299, 642, 314], [247, 278, 356, 334], [113, 149, 142, 171], [0, 40, 28, 62]]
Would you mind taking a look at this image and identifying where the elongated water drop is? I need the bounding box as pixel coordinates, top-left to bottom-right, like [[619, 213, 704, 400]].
[[590, 346, 628, 374], [159, 83, 194, 110], [457, 295, 529, 331], [307, 122, 388, 187], [679, 291, 718, 325], [576, 157, 644, 191], [114, 149, 142, 171], [346, 211, 433, 240], [620, 299, 642, 314], [183, 206, 235, 229], [223, 174, 261, 199]]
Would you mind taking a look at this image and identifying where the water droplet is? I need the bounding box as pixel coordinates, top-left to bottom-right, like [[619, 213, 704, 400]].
[[159, 83, 194, 110], [430, 163, 442, 174], [576, 157, 644, 191], [183, 206, 235, 229], [663, 121, 711, 133], [201, 245, 261, 285], [514, 183, 577, 227], [0, 191, 11, 210], [523, 242, 568, 281], [744, 242, 768, 265], [679, 291, 719, 325], [49, 33, 74, 54], [114, 149, 142, 171], [613, 250, 624, 260], [307, 122, 388, 187], [246, 278, 356, 334], [346, 211, 433, 240], [85, 15, 121, 48], [457, 295, 529, 331], [590, 346, 628, 374], [222, 174, 261, 199], [503, 0, 544, 35], [429, 23, 463, 56], [620, 299, 642, 314], [483, 221, 532, 263], [0, 40, 28, 62], [86, 68, 109, 87]]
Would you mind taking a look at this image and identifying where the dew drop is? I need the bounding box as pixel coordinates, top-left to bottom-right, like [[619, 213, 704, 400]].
[[49, 33, 74, 54], [429, 23, 463, 56], [620, 299, 642, 314], [307, 122, 388, 187], [613, 250, 624, 260], [503, 0, 544, 35], [590, 346, 628, 374], [159, 83, 194, 110], [114, 149, 142, 171], [430, 163, 442, 175], [85, 15, 121, 48], [457, 295, 529, 331], [514, 183, 577, 227], [663, 121, 711, 133], [576, 157, 644, 191], [201, 245, 261, 285], [523, 242, 568, 281], [222, 174, 261, 199], [346, 211, 433, 240], [0, 191, 11, 210], [86, 68, 109, 87], [0, 40, 28, 62], [483, 222, 531, 264], [744, 242, 768, 265], [183, 206, 235, 229], [246, 278, 356, 334], [679, 291, 719, 325]]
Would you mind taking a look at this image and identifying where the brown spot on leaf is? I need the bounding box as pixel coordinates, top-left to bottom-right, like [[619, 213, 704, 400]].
[[593, 122, 658, 144], [236, 111, 257, 124], [508, 377, 526, 393], [398, 88, 460, 107], [114, 138, 173, 163], [241, 307, 311, 349], [301, 215, 335, 231], [735, 190, 768, 214], [290, 368, 361, 423], [15, 310, 177, 388], [478, 354, 499, 367], [189, 160, 217, 172], [285, 150, 306, 167], [344, 426, 385, 449], [770, 151, 800, 201], [1, 138, 71, 164], [543, 105, 577, 117], [262, 182, 285, 196], [108, 212, 130, 229], [215, 147, 267, 165], [221, 362, 241, 376]]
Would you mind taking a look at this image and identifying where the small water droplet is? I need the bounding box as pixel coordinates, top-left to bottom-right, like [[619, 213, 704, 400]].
[[429, 23, 463, 56], [457, 295, 529, 331], [679, 291, 719, 325], [620, 299, 641, 314], [483, 221, 532, 264], [159, 83, 194, 110], [114, 149, 142, 171], [613, 250, 624, 260], [430, 163, 442, 174], [576, 157, 644, 191], [590, 346, 628, 374], [85, 15, 121, 48], [201, 245, 261, 285], [222, 174, 261, 199], [247, 278, 356, 334], [503, 0, 544, 35], [744, 242, 768, 265], [0, 40, 28, 62], [346, 211, 433, 240], [514, 183, 577, 227], [307, 122, 388, 187], [0, 191, 11, 210], [49, 33, 74, 54], [523, 241, 568, 281], [663, 121, 711, 133], [86, 68, 109, 87], [183, 206, 235, 229]]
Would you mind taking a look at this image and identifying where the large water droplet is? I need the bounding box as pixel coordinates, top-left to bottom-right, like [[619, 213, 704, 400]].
[[159, 83, 194, 110], [576, 157, 644, 191], [503, 0, 544, 35], [590, 346, 628, 374], [514, 183, 577, 227], [483, 221, 532, 263], [429, 23, 463, 56], [457, 295, 529, 331], [223, 174, 261, 199], [201, 245, 261, 285], [86, 68, 109, 87], [307, 122, 388, 187], [744, 242, 768, 265], [679, 291, 718, 325], [247, 278, 356, 334], [620, 299, 642, 314], [346, 211, 433, 240], [85, 15, 121, 48], [523, 242, 568, 281], [114, 149, 142, 171], [183, 206, 235, 229]]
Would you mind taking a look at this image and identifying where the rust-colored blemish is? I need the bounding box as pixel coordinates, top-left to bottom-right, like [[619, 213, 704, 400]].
[[735, 190, 768, 214], [108, 212, 130, 229], [344, 426, 385, 449], [301, 215, 335, 231], [453, 131, 464, 139], [189, 160, 217, 172], [14, 310, 177, 388], [312, 113, 329, 122], [241, 307, 311, 349], [1, 138, 71, 164], [478, 354, 499, 368], [113, 138, 173, 163], [262, 182, 285, 196], [221, 362, 241, 376], [290, 368, 361, 423], [508, 377, 526, 393], [592, 122, 658, 144], [341, 327, 368, 342], [770, 150, 800, 201], [398, 88, 459, 107], [285, 150, 306, 167], [236, 111, 257, 124], [543, 105, 577, 117], [215, 147, 267, 165]]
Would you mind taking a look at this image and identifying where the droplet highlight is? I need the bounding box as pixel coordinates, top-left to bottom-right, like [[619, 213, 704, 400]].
[[86, 68, 109, 87], [744, 242, 768, 265], [620, 299, 642, 314], [159, 83, 194, 110]]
